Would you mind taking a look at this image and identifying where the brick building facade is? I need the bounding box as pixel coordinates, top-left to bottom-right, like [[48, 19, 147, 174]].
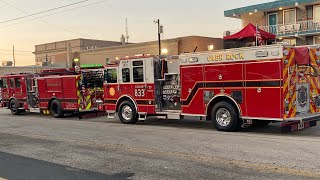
[[34, 36, 223, 67]]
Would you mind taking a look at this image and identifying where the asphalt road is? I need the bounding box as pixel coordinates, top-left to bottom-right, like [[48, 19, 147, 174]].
[[0, 109, 320, 180]]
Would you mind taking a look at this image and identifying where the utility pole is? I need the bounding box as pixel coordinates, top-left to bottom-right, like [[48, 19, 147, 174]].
[[66, 42, 71, 68], [154, 19, 162, 56], [13, 45, 15, 67], [125, 18, 129, 44], [45, 54, 48, 67]]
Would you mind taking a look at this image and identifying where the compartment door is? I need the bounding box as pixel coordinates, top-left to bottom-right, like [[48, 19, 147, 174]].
[[245, 61, 282, 119]]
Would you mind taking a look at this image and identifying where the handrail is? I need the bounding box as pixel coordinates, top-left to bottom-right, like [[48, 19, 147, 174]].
[[225, 20, 320, 37]]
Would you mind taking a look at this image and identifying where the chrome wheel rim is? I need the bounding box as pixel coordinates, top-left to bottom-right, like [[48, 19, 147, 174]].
[[216, 108, 231, 127], [122, 105, 133, 121]]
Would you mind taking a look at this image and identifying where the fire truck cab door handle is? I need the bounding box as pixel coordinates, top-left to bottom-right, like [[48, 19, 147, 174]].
[[117, 86, 120, 91], [218, 74, 223, 80]]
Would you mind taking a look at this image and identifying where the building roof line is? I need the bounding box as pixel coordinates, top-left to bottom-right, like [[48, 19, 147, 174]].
[[35, 38, 123, 47], [224, 0, 318, 17]]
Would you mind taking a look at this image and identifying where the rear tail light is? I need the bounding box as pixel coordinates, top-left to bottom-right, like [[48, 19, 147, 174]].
[[285, 99, 289, 115]]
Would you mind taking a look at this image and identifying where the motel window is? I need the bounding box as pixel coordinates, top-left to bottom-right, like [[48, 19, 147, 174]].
[[105, 69, 117, 83], [122, 68, 130, 83], [283, 38, 296, 46], [284, 9, 295, 24], [307, 6, 313, 20]]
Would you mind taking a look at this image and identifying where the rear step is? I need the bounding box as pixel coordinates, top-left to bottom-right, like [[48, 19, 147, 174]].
[[138, 113, 147, 121], [107, 111, 116, 119]]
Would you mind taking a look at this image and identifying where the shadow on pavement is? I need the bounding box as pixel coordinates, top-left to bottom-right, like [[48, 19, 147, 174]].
[[0, 151, 133, 180]]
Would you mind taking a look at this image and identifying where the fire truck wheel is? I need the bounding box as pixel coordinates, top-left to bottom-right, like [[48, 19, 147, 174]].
[[211, 101, 240, 132], [50, 99, 64, 118], [118, 101, 138, 124], [10, 99, 20, 115]]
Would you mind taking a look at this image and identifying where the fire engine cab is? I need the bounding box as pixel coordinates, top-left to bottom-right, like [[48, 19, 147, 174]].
[[103, 45, 320, 132], [0, 68, 104, 118]]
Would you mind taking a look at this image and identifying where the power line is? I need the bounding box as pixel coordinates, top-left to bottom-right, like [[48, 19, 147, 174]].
[[0, 52, 33, 56], [0, 0, 90, 24], [0, 0, 107, 41], [0, 48, 32, 53]]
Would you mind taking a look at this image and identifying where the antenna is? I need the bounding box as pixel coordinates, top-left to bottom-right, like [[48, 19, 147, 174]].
[[13, 45, 16, 67], [125, 18, 129, 43]]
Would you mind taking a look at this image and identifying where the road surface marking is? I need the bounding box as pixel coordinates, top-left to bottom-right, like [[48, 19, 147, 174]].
[[1, 131, 320, 178]]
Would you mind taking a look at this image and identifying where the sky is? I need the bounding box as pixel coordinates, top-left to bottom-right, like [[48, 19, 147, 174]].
[[0, 0, 272, 66]]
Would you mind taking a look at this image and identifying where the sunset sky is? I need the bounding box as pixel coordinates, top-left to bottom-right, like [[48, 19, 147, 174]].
[[0, 0, 271, 66]]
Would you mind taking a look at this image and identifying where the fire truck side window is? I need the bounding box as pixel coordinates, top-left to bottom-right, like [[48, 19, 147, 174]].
[[133, 60, 144, 83], [105, 69, 117, 83], [15, 78, 21, 88], [9, 79, 14, 88], [133, 67, 144, 82], [122, 68, 130, 83]]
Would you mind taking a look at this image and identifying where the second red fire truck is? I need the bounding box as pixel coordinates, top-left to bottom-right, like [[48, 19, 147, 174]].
[[0, 68, 104, 118], [102, 45, 320, 131]]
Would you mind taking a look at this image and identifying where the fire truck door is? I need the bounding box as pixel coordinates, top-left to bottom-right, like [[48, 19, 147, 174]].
[[181, 66, 204, 115], [132, 59, 152, 113], [9, 77, 23, 98], [1, 78, 8, 97], [119, 60, 132, 97], [104, 67, 120, 103]]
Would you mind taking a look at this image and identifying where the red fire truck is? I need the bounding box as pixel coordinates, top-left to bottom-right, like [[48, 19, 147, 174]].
[[0, 68, 104, 118], [103, 45, 320, 132]]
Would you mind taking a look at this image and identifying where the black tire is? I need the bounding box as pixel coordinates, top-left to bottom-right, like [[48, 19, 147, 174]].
[[211, 101, 240, 132], [50, 99, 64, 118], [10, 99, 20, 115], [118, 100, 138, 124]]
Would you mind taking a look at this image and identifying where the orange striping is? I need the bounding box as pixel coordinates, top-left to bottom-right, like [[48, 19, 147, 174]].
[[310, 105, 316, 113]]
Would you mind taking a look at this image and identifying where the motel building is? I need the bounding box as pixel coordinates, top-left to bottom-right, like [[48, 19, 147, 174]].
[[224, 0, 320, 46]]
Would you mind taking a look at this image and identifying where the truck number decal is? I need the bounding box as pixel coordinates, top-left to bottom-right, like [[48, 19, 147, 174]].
[[135, 89, 145, 97]]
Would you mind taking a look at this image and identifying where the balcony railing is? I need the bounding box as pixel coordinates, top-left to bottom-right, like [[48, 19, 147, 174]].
[[259, 20, 320, 36]]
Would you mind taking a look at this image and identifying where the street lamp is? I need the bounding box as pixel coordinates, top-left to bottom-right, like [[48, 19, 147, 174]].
[[161, 48, 168, 55], [208, 45, 214, 51]]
